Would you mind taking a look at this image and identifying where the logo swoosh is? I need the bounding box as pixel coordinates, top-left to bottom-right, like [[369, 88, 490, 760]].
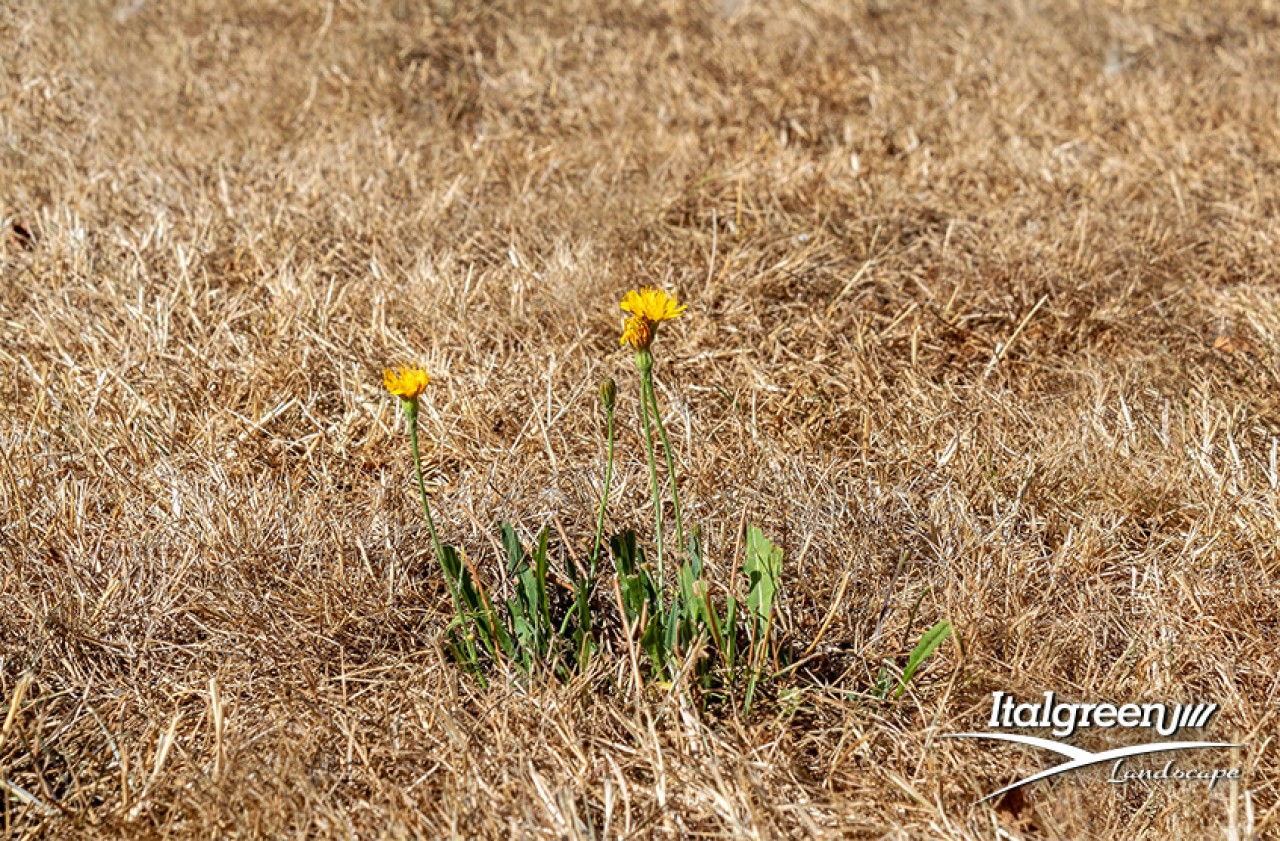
[[943, 733, 1240, 803]]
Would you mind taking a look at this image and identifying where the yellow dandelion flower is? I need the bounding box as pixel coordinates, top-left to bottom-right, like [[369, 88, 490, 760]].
[[620, 287, 686, 324], [620, 315, 654, 350], [618, 288, 685, 350], [383, 366, 431, 401]]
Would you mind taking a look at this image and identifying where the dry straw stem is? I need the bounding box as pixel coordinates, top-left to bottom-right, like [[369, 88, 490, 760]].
[[2, 0, 1280, 837]]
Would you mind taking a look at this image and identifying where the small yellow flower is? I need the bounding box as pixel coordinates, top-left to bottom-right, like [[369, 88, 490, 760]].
[[620, 287, 686, 324], [619, 315, 654, 350], [383, 366, 431, 401], [618, 287, 685, 350]]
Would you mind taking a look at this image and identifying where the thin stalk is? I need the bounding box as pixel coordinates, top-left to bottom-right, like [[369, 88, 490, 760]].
[[408, 402, 477, 664], [638, 379, 666, 597], [642, 369, 684, 551], [589, 404, 615, 577]]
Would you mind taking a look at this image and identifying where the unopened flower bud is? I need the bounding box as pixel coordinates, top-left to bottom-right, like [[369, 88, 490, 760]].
[[598, 378, 617, 411]]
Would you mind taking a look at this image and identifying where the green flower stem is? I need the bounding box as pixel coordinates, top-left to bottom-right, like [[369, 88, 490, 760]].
[[635, 353, 667, 597], [590, 404, 615, 577], [406, 399, 476, 662], [641, 368, 684, 552]]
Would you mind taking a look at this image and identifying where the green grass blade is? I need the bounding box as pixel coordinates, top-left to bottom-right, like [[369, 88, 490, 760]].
[[894, 620, 952, 698]]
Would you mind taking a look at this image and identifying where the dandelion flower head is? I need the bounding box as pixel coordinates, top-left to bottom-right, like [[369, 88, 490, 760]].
[[383, 366, 431, 401], [619, 288, 685, 350], [620, 287, 686, 324], [620, 315, 654, 350]]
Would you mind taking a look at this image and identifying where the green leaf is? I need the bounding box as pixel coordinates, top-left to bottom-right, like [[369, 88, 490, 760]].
[[742, 526, 783, 715], [744, 526, 782, 630], [723, 596, 737, 676], [610, 530, 640, 577], [687, 524, 704, 577], [611, 530, 657, 622], [533, 527, 551, 632], [499, 522, 524, 575], [641, 611, 666, 672], [663, 586, 682, 656], [439, 544, 500, 660], [895, 620, 952, 698]]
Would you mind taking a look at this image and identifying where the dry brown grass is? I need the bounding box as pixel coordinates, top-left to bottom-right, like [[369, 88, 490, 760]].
[[3, 0, 1280, 836]]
